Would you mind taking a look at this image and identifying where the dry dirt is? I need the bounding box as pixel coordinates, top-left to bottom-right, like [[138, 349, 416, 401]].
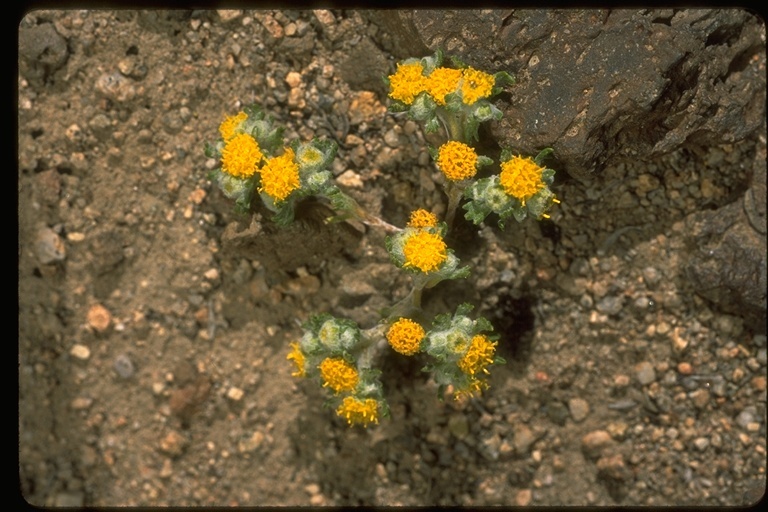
[[18, 9, 766, 507]]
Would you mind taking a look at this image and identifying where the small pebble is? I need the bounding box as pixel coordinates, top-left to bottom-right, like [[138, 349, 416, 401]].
[[689, 389, 710, 409], [512, 424, 536, 455], [159, 430, 189, 457], [581, 430, 614, 459], [87, 304, 112, 333], [568, 397, 590, 422], [238, 431, 264, 453], [596, 453, 630, 480], [736, 407, 757, 429], [113, 354, 135, 379], [693, 437, 710, 451], [70, 344, 91, 360], [34, 226, 66, 264], [71, 397, 93, 410], [596, 295, 624, 315], [634, 361, 656, 385], [447, 414, 469, 440], [227, 387, 244, 401], [515, 489, 532, 506]]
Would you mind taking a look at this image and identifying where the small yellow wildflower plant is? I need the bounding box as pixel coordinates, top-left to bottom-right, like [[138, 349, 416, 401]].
[[206, 48, 560, 427]]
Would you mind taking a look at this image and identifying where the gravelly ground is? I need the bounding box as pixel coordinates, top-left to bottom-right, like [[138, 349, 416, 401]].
[[18, 9, 766, 506]]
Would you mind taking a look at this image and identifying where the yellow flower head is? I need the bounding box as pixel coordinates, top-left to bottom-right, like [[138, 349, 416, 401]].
[[460, 67, 495, 105], [259, 147, 301, 202], [318, 357, 359, 393], [453, 376, 489, 400], [219, 111, 248, 141], [221, 133, 264, 179], [388, 62, 428, 105], [407, 209, 438, 228], [499, 155, 546, 204], [386, 318, 425, 356], [457, 334, 497, 376], [287, 342, 306, 377], [336, 396, 379, 427], [437, 140, 478, 182], [403, 230, 448, 273], [425, 67, 462, 105]]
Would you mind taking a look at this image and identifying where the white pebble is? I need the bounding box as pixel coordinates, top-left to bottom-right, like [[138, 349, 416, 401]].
[[70, 344, 91, 360]]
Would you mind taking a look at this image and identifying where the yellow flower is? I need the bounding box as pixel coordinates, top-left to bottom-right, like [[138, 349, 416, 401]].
[[336, 396, 379, 427], [437, 140, 478, 182], [403, 230, 447, 273], [460, 67, 495, 105], [457, 334, 497, 376], [453, 376, 489, 400], [219, 111, 248, 140], [386, 318, 425, 356], [407, 208, 438, 228], [286, 342, 306, 377], [259, 147, 301, 202], [318, 357, 359, 393], [221, 133, 263, 178], [499, 155, 546, 204], [425, 67, 462, 105], [388, 62, 428, 105]]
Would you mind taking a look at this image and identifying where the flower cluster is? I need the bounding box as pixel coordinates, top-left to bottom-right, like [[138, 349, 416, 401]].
[[386, 210, 469, 284], [386, 49, 513, 142], [387, 54, 499, 107], [287, 314, 387, 427], [464, 148, 560, 227], [384, 304, 503, 399], [422, 303, 502, 399], [204, 105, 340, 223]]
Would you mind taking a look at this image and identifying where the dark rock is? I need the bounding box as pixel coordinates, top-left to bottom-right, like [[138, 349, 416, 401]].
[[386, 9, 765, 180], [683, 147, 767, 333], [339, 38, 390, 97], [364, 11, 431, 60], [278, 34, 316, 68], [18, 23, 70, 84]]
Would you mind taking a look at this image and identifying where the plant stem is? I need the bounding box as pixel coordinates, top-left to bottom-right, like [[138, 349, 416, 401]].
[[444, 182, 465, 231], [330, 191, 402, 233]]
